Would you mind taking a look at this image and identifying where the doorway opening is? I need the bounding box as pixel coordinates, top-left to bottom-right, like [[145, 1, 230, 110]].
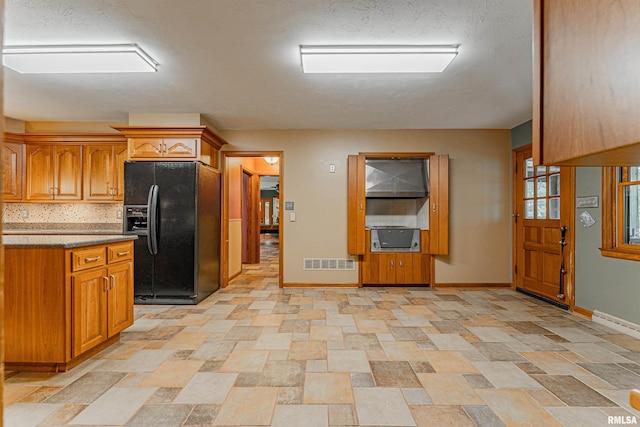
[[221, 151, 283, 288]]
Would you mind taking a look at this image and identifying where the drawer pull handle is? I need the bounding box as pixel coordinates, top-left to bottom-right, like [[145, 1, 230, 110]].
[[103, 276, 109, 292], [117, 251, 130, 256], [110, 275, 116, 289], [85, 256, 101, 262]]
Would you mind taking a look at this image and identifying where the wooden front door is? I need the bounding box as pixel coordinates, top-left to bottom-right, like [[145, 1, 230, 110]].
[[513, 145, 575, 308]]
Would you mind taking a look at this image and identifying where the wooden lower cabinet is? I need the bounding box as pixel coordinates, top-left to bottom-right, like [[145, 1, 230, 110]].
[[362, 253, 430, 285], [4, 241, 134, 371]]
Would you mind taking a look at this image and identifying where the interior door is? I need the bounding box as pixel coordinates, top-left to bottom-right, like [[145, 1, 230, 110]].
[[513, 145, 574, 308], [241, 169, 260, 264]]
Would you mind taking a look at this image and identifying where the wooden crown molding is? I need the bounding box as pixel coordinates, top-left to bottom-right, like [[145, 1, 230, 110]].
[[20, 133, 126, 144], [4, 132, 25, 144]]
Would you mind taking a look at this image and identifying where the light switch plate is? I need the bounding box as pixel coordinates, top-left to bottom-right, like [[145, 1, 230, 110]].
[[289, 212, 296, 222]]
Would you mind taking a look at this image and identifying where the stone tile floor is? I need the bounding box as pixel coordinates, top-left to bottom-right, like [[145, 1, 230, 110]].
[[4, 240, 640, 426]]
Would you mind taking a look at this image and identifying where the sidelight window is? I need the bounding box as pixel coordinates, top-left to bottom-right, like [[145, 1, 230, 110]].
[[523, 158, 560, 220], [601, 166, 640, 260]]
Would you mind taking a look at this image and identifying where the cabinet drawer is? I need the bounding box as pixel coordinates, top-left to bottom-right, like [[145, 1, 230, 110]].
[[107, 242, 133, 264], [71, 247, 106, 272]]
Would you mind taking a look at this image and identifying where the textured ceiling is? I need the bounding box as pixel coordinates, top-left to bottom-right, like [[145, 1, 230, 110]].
[[3, 0, 533, 130]]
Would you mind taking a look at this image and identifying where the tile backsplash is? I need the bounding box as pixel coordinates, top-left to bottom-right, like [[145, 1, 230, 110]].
[[3, 203, 123, 224]]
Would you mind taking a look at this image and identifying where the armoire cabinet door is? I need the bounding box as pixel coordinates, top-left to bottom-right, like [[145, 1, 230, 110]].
[[347, 154, 366, 255], [429, 154, 449, 255]]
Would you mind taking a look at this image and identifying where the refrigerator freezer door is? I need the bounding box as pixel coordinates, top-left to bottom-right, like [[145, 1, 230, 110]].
[[124, 162, 155, 205], [133, 234, 154, 297]]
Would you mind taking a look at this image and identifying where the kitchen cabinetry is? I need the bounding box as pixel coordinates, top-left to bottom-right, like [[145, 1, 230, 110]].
[[26, 144, 82, 201], [16, 133, 128, 203], [533, 0, 640, 165], [84, 144, 128, 201], [71, 242, 133, 356], [348, 153, 448, 287], [4, 237, 135, 371], [113, 126, 228, 168], [2, 133, 24, 201], [362, 252, 430, 285]]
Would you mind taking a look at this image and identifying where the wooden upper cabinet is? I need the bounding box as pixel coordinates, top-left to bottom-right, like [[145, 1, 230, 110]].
[[26, 145, 83, 202], [429, 154, 449, 255], [533, 0, 640, 165], [21, 133, 127, 203], [84, 144, 128, 201], [129, 137, 198, 159], [2, 138, 24, 201], [113, 126, 228, 168]]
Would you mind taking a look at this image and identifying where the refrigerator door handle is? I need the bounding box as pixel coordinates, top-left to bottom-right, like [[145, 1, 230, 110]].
[[147, 184, 159, 255], [150, 184, 159, 255]]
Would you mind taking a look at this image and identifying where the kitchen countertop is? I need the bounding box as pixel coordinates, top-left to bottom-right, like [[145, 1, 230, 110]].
[[2, 234, 137, 249]]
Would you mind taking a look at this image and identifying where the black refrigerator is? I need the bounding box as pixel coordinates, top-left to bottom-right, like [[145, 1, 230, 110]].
[[123, 161, 220, 304]]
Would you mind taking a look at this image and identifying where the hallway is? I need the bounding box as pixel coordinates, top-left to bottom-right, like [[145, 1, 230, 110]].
[[4, 240, 640, 426]]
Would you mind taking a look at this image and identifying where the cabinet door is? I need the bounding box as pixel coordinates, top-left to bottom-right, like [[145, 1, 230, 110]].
[[429, 154, 449, 255], [347, 154, 366, 255], [84, 145, 114, 201], [2, 142, 23, 201], [164, 138, 198, 158], [54, 145, 82, 200], [72, 268, 108, 357], [395, 253, 429, 285], [107, 261, 134, 337], [533, 0, 640, 165], [26, 145, 54, 200], [129, 138, 164, 159], [378, 253, 396, 285], [113, 144, 128, 200]]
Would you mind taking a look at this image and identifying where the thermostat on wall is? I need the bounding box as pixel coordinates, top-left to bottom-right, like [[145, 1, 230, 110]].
[[285, 202, 294, 210]]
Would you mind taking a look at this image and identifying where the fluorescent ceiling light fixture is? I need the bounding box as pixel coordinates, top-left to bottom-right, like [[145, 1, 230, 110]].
[[300, 45, 458, 73], [2, 44, 158, 74]]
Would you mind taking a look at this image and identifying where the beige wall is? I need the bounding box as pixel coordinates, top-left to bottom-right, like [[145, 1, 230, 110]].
[[220, 129, 512, 285]]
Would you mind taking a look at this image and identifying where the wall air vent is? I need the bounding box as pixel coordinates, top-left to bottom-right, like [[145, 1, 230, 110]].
[[303, 258, 356, 271]]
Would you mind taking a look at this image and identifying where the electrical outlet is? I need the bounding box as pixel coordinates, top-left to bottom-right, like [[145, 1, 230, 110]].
[[117, 210, 123, 219], [329, 164, 336, 173], [21, 209, 29, 218]]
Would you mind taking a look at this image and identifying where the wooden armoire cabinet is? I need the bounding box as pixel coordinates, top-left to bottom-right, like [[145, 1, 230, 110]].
[[347, 153, 449, 286]]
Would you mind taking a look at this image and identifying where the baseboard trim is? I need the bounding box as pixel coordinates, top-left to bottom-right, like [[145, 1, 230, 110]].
[[592, 310, 640, 340], [282, 283, 359, 288], [228, 270, 242, 281], [573, 305, 593, 319], [435, 282, 512, 288]]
